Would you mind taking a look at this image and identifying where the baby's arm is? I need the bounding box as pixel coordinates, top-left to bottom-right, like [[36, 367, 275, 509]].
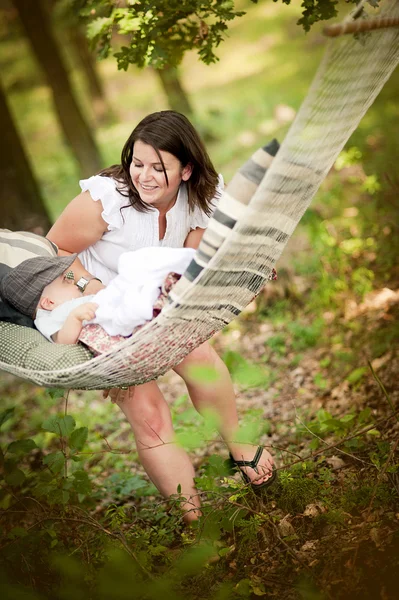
[[53, 302, 98, 345]]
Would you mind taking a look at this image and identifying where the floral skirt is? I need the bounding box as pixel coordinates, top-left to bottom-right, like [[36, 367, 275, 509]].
[[78, 272, 180, 356], [78, 268, 277, 356]]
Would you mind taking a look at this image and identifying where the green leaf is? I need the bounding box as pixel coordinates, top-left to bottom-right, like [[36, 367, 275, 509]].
[[340, 414, 356, 424], [9, 527, 27, 539], [117, 15, 142, 34], [70, 455, 83, 463], [321, 418, 342, 432], [186, 364, 220, 383], [149, 544, 168, 557], [5, 468, 26, 486], [366, 429, 381, 437], [69, 427, 88, 451], [252, 584, 266, 596], [358, 407, 372, 423], [316, 409, 332, 422], [0, 407, 15, 428], [43, 451, 66, 474], [48, 488, 70, 505], [234, 421, 259, 444], [235, 578, 252, 597], [218, 546, 232, 557], [73, 471, 91, 495], [176, 430, 203, 450], [47, 388, 65, 400], [314, 373, 327, 389], [8, 439, 37, 455], [87, 17, 113, 40], [42, 415, 76, 437], [200, 409, 221, 437], [309, 438, 320, 451], [346, 367, 368, 385], [234, 362, 270, 388]]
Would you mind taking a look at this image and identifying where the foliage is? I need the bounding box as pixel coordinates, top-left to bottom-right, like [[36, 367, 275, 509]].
[[1, 353, 398, 598], [71, 0, 258, 70], [272, 0, 379, 32]]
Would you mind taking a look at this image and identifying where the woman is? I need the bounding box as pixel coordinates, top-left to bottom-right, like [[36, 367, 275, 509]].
[[47, 110, 275, 522]]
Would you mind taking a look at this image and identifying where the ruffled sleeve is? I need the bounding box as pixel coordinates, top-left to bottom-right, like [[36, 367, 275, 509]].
[[189, 174, 224, 230], [79, 175, 127, 231]]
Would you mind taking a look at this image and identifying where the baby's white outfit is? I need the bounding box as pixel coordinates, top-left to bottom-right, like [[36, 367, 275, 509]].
[[35, 247, 195, 341], [78, 175, 222, 285]]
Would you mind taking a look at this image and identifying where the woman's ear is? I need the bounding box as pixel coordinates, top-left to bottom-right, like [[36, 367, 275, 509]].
[[181, 163, 193, 181], [39, 296, 54, 311]]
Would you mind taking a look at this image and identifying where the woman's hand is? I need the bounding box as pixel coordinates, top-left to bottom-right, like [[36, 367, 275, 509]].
[[184, 227, 205, 249], [103, 387, 131, 403]]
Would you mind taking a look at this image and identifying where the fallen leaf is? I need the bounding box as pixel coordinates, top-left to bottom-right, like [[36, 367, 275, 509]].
[[299, 540, 318, 552], [370, 527, 382, 547], [278, 515, 295, 537], [326, 456, 346, 470], [303, 503, 325, 517]]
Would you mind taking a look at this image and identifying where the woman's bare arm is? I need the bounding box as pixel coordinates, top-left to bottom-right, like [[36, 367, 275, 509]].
[[184, 227, 205, 249], [47, 191, 108, 291]]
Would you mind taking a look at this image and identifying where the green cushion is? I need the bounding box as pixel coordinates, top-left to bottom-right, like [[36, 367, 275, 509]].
[[0, 322, 92, 372]]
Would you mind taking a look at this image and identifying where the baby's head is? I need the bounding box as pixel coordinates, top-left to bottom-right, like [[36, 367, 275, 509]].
[[0, 254, 79, 318]]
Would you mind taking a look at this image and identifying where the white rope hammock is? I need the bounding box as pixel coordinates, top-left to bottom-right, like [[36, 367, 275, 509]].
[[1, 0, 398, 389]]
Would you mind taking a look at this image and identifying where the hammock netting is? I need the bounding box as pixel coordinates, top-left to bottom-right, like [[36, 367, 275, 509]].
[[1, 0, 398, 389]]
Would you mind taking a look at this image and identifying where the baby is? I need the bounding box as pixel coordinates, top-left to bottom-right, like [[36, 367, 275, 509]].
[[0, 248, 195, 348], [0, 253, 99, 344]]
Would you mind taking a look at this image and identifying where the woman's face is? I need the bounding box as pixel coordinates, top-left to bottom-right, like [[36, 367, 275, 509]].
[[130, 140, 192, 209]]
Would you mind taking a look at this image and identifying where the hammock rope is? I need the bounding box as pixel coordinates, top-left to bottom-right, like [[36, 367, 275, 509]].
[[1, 0, 398, 389]]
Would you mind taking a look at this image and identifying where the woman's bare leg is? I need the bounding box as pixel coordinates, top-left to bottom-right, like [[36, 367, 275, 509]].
[[173, 342, 274, 485], [111, 382, 201, 523]]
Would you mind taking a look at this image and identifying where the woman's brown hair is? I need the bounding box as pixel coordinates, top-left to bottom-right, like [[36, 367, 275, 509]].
[[100, 111, 220, 216]]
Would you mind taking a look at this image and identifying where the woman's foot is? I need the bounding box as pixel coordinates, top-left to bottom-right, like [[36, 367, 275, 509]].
[[228, 445, 275, 487]]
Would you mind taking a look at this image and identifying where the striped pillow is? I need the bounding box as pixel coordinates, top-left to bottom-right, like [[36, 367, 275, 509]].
[[0, 230, 58, 328], [171, 139, 280, 293], [0, 229, 57, 267]]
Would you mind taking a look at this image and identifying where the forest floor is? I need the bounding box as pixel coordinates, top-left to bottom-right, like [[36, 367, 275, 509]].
[[1, 208, 398, 599], [152, 235, 399, 600]]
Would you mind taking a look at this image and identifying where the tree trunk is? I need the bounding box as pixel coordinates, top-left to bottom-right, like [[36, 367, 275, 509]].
[[66, 27, 112, 124], [0, 81, 51, 233], [155, 66, 193, 116], [12, 0, 102, 178]]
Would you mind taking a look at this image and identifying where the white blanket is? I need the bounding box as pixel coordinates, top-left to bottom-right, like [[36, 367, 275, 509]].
[[92, 247, 195, 336]]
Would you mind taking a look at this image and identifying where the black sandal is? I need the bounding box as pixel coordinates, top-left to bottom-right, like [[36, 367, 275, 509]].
[[226, 446, 277, 492]]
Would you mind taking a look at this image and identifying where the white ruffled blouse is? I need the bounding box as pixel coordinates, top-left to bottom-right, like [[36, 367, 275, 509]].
[[78, 175, 222, 285]]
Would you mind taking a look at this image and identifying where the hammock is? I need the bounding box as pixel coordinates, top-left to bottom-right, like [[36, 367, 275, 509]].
[[1, 0, 398, 389]]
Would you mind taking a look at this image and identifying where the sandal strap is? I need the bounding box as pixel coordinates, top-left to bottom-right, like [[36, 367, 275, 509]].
[[231, 446, 263, 469]]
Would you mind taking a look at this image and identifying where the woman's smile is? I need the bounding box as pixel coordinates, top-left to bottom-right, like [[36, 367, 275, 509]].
[[130, 140, 192, 209], [140, 183, 159, 191]]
